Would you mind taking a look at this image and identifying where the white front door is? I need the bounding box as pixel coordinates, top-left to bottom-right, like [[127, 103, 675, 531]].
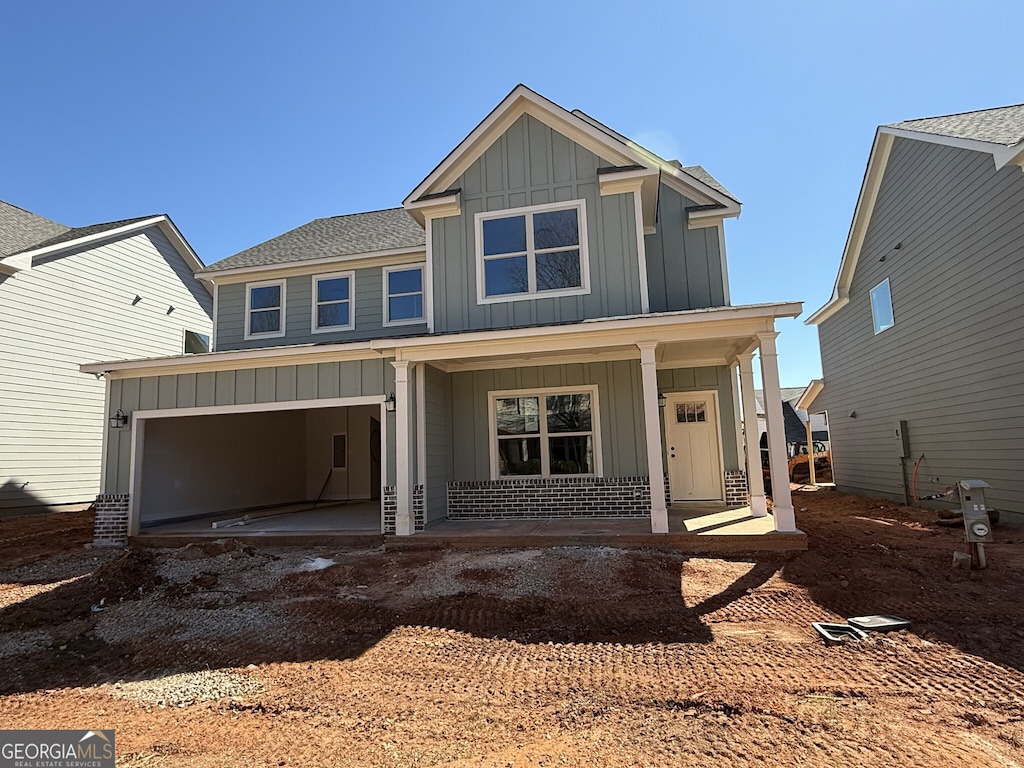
[[664, 392, 723, 502]]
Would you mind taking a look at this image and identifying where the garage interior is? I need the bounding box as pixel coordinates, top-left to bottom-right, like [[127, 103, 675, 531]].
[[137, 405, 382, 535]]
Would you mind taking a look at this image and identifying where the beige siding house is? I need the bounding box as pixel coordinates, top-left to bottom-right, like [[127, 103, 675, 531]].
[[0, 202, 213, 514], [807, 105, 1024, 520]]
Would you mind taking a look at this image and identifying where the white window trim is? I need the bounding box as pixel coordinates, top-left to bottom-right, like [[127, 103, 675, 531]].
[[382, 263, 426, 327], [474, 199, 591, 306], [487, 384, 602, 480], [244, 279, 286, 340], [870, 277, 895, 335], [311, 271, 356, 334]]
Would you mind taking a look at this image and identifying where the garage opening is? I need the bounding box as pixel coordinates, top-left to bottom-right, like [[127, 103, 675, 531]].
[[136, 404, 383, 535]]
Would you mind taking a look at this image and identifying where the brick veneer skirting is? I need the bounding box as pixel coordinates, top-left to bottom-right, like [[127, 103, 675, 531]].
[[383, 485, 425, 533], [724, 470, 748, 509], [93, 493, 130, 547], [447, 477, 654, 519]]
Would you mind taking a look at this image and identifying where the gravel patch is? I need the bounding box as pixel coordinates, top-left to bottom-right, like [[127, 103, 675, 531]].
[[104, 669, 263, 707], [0, 629, 52, 659]]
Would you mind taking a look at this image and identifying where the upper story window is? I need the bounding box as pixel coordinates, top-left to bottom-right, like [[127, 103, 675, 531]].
[[245, 280, 285, 339], [870, 278, 894, 334], [475, 200, 590, 304], [489, 386, 600, 479], [313, 272, 355, 333], [384, 265, 425, 326], [183, 330, 210, 354]]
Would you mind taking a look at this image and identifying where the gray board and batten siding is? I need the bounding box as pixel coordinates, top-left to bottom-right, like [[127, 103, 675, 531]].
[[103, 358, 396, 497], [446, 360, 740, 485], [1, 227, 212, 510], [430, 113, 644, 333], [817, 136, 1024, 516], [215, 265, 427, 351]]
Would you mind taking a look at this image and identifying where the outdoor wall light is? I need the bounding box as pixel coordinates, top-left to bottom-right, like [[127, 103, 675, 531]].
[[385, 392, 396, 413], [658, 391, 667, 408], [109, 408, 128, 429]]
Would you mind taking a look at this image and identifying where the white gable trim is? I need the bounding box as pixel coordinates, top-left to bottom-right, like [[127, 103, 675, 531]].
[[809, 123, 1024, 326]]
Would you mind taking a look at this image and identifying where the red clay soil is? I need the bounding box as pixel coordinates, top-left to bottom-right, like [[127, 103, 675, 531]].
[[1, 490, 1022, 767]]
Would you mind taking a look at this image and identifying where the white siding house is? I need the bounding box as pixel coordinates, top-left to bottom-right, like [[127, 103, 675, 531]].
[[0, 202, 212, 514]]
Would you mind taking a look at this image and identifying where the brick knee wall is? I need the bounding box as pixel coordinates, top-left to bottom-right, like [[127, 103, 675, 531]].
[[383, 485, 425, 533], [447, 477, 654, 519], [725, 470, 748, 509], [93, 494, 130, 547]]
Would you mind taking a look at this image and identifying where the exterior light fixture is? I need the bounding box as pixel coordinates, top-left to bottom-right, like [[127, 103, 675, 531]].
[[658, 391, 667, 408], [385, 392, 396, 413], [109, 408, 128, 429]]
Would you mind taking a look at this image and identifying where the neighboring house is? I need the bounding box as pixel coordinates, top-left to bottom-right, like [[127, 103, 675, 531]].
[[82, 85, 802, 545], [751, 387, 829, 457], [0, 201, 213, 515], [806, 104, 1024, 519]]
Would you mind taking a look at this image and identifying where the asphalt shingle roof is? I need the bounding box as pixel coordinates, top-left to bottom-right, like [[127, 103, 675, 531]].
[[0, 200, 69, 258], [201, 208, 425, 273], [8, 216, 160, 256], [679, 164, 736, 202], [887, 104, 1024, 147]]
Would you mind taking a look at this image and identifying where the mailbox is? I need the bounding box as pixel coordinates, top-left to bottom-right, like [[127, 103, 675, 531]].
[[958, 480, 994, 544]]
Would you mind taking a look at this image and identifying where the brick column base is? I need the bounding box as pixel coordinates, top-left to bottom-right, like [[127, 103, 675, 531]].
[[724, 470, 748, 509], [382, 485, 425, 534], [93, 494, 130, 547]]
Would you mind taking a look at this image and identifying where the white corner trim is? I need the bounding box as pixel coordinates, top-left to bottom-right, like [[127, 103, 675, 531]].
[[632, 188, 650, 314], [424, 218, 435, 334], [211, 282, 219, 352], [474, 198, 591, 305], [311, 270, 356, 334], [243, 278, 287, 340], [382, 263, 427, 327]]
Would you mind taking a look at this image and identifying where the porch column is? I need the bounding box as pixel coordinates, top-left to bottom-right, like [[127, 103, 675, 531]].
[[737, 353, 768, 517], [638, 342, 668, 533], [392, 360, 414, 536], [758, 333, 797, 532]]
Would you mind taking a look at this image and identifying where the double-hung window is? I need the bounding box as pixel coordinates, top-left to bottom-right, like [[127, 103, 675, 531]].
[[245, 280, 285, 339], [313, 272, 355, 332], [383, 265, 425, 325], [489, 386, 600, 478], [476, 200, 589, 303], [870, 278, 894, 334]]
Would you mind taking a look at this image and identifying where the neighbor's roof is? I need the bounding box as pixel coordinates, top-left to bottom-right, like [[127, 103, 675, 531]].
[[753, 387, 806, 415], [6, 215, 159, 257], [886, 103, 1024, 147], [0, 200, 69, 257], [200, 208, 425, 274]]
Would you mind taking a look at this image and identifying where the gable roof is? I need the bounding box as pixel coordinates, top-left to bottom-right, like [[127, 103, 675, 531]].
[[0, 200, 69, 258], [404, 85, 740, 227], [753, 387, 806, 415], [886, 104, 1024, 146], [807, 103, 1024, 326], [198, 208, 425, 275], [0, 210, 206, 279]]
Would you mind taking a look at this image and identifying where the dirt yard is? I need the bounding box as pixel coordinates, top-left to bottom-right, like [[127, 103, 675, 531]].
[[1, 489, 1022, 767]]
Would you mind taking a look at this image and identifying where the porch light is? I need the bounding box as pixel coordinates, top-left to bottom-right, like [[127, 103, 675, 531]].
[[657, 391, 667, 408], [109, 408, 128, 429], [385, 392, 396, 413]]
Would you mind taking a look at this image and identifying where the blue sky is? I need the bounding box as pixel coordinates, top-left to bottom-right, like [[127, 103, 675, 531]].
[[3, 1, 1022, 386]]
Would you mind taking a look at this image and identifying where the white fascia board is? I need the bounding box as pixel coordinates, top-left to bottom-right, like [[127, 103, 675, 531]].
[[404, 193, 461, 226], [808, 130, 894, 326], [156, 217, 207, 274], [2, 216, 165, 268], [404, 85, 651, 205], [795, 378, 824, 412], [660, 167, 741, 213], [880, 126, 1024, 170], [82, 301, 802, 377], [198, 246, 427, 284]]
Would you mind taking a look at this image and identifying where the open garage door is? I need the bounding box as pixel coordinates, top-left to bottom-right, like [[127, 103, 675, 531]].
[[134, 403, 383, 535]]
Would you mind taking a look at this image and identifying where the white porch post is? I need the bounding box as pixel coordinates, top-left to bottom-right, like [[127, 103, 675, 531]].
[[638, 342, 668, 533], [392, 360, 414, 536], [737, 353, 768, 517], [758, 333, 797, 532]]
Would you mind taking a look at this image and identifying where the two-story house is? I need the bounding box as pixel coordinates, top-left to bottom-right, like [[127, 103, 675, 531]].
[[806, 105, 1024, 520], [1, 201, 212, 516], [82, 86, 802, 545]]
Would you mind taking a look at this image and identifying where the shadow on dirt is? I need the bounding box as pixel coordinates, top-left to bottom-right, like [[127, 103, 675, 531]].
[[779, 488, 1024, 674], [0, 538, 786, 696]]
